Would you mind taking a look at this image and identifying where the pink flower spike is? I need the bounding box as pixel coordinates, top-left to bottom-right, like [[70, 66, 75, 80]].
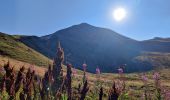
[[141, 74, 148, 82], [118, 67, 123, 74], [82, 63, 87, 71], [153, 72, 160, 80], [96, 67, 101, 74]]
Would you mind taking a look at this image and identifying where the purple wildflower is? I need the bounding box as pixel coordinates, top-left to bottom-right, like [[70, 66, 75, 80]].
[[141, 74, 148, 83], [153, 72, 161, 88], [82, 63, 87, 83], [117, 67, 123, 74], [82, 63, 87, 71], [96, 67, 101, 74], [153, 72, 160, 80], [165, 91, 170, 99]]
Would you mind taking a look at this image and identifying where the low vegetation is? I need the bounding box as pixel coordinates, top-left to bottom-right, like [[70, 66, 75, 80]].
[[0, 42, 170, 100], [0, 61, 170, 99]]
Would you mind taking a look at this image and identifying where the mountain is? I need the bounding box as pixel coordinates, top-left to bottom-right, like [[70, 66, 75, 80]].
[[0, 32, 50, 67], [140, 37, 170, 53], [1, 23, 170, 73], [19, 23, 151, 72]]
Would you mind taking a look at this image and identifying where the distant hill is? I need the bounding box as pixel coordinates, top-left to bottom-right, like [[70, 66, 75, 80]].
[[140, 37, 170, 53], [19, 23, 151, 72], [1, 23, 170, 73], [0, 32, 50, 67]]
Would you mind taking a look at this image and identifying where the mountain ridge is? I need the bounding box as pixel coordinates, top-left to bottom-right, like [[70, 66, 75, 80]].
[[18, 23, 154, 72], [1, 23, 170, 73]]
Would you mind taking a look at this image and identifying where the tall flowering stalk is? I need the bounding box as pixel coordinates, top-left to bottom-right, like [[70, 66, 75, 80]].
[[141, 73, 148, 100], [99, 87, 103, 100], [20, 67, 35, 100], [113, 80, 126, 99], [82, 63, 87, 71], [116, 66, 128, 99], [55, 76, 66, 100], [1, 75, 6, 92], [0, 65, 5, 75], [4, 61, 16, 97], [96, 67, 101, 75], [95, 67, 102, 99], [108, 66, 126, 100], [164, 90, 170, 100], [153, 72, 160, 87], [52, 41, 64, 94], [117, 67, 123, 79], [82, 63, 87, 83], [9, 71, 15, 99], [108, 82, 119, 100], [96, 67, 101, 82], [66, 64, 72, 100], [42, 65, 53, 99], [15, 66, 25, 93], [3, 61, 11, 78], [0, 75, 9, 100], [153, 72, 162, 100], [80, 80, 89, 100], [3, 61, 16, 99], [141, 74, 148, 84], [33, 75, 41, 100]]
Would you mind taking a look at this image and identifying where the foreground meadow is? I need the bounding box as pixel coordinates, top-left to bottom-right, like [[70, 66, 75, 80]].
[[0, 56, 170, 100]]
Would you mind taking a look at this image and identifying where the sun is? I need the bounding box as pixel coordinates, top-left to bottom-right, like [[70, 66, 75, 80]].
[[113, 7, 127, 21]]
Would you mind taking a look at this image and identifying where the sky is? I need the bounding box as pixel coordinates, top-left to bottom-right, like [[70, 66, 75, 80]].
[[0, 0, 170, 40]]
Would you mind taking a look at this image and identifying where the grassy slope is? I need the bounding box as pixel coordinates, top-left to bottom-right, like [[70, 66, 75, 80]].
[[0, 56, 170, 99], [0, 33, 51, 67], [135, 52, 170, 69]]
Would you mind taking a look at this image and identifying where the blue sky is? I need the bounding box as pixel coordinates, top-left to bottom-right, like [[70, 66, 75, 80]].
[[0, 0, 170, 40]]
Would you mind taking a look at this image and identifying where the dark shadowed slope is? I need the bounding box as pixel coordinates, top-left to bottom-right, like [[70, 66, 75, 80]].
[[12, 23, 170, 72], [140, 37, 170, 53], [2, 23, 170, 72], [20, 23, 153, 72]]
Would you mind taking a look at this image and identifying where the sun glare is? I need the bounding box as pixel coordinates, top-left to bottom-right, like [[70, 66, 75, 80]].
[[113, 7, 126, 21]]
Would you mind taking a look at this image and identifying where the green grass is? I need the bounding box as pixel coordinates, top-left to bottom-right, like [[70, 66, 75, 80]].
[[0, 33, 51, 67], [0, 56, 170, 99], [71, 68, 170, 99]]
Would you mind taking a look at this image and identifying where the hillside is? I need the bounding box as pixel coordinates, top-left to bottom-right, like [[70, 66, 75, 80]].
[[19, 23, 170, 73], [20, 23, 148, 72], [134, 52, 170, 69], [140, 37, 170, 53], [0, 56, 170, 99], [0, 32, 51, 67], [1, 23, 170, 73]]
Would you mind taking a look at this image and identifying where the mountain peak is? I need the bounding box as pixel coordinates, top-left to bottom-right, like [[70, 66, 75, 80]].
[[146, 37, 170, 42], [74, 23, 95, 28], [78, 23, 92, 26]]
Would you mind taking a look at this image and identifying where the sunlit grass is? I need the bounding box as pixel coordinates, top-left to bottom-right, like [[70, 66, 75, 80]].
[[0, 56, 170, 99]]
